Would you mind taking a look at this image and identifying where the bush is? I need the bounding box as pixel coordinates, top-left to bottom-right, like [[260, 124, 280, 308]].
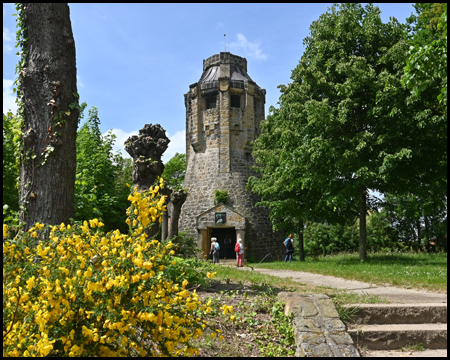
[[214, 190, 228, 204], [303, 222, 359, 257], [3, 180, 230, 356], [168, 231, 201, 259]]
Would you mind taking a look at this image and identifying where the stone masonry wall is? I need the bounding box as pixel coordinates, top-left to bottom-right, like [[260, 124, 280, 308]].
[[179, 53, 283, 261]]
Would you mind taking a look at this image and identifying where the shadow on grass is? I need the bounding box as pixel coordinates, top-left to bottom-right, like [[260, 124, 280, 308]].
[[333, 253, 446, 267]]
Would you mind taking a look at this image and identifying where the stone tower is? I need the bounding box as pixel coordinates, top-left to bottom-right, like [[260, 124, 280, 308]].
[[179, 52, 282, 261]]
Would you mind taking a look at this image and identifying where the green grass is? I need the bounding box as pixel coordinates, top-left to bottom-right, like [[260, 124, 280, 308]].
[[251, 252, 447, 292]]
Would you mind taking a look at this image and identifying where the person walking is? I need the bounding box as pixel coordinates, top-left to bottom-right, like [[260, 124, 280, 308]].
[[284, 234, 294, 263], [210, 237, 220, 264], [236, 238, 246, 267]]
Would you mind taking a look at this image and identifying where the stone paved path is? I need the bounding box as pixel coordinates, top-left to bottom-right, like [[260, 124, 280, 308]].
[[235, 266, 447, 304]]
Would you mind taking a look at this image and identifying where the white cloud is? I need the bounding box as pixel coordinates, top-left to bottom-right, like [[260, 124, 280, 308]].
[[163, 129, 186, 164], [106, 128, 186, 164], [229, 33, 268, 60], [106, 128, 138, 158], [3, 27, 13, 53], [3, 79, 17, 114], [3, 26, 12, 41], [77, 74, 84, 88]]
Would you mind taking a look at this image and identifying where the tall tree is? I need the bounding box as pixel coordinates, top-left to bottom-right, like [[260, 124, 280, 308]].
[[17, 3, 79, 230], [403, 3, 447, 108], [75, 106, 123, 231], [401, 3, 447, 221], [251, 4, 421, 261]]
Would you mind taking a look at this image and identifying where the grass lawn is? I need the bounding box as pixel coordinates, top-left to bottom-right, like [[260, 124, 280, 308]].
[[250, 252, 447, 292]]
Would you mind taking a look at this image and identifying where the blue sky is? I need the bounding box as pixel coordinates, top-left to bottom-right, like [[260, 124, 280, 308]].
[[3, 3, 415, 163]]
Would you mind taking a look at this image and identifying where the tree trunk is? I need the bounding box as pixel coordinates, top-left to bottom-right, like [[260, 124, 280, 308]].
[[19, 3, 79, 231], [417, 219, 421, 246], [167, 189, 187, 240], [161, 187, 172, 241], [359, 185, 367, 261], [424, 215, 430, 252], [297, 219, 305, 261]]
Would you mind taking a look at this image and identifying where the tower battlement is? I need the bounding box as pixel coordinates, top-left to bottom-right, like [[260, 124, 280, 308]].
[[203, 52, 248, 73]]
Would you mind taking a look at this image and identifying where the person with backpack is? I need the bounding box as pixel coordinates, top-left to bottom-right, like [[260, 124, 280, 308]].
[[235, 238, 246, 267], [284, 234, 294, 263], [210, 237, 220, 264]]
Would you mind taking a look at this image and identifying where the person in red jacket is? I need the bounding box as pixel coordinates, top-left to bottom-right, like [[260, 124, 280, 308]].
[[236, 238, 246, 267]]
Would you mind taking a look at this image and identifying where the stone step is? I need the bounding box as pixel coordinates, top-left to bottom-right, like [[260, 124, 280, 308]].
[[348, 323, 447, 350], [360, 348, 447, 357], [344, 303, 447, 325]]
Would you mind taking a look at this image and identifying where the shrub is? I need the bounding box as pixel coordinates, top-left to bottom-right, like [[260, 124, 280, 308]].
[[3, 179, 230, 356], [214, 190, 228, 204], [168, 231, 201, 259]]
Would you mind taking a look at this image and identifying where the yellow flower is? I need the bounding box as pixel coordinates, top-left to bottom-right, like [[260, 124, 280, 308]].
[[26, 276, 36, 291], [3, 224, 8, 238], [221, 304, 233, 315], [34, 222, 45, 230], [206, 271, 216, 279]]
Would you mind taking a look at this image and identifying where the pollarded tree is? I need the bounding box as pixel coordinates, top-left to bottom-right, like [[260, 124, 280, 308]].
[[16, 3, 80, 230], [251, 4, 427, 261]]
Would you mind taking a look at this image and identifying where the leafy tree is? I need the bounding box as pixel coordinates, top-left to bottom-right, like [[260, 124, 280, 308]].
[[3, 112, 22, 217], [403, 3, 447, 108], [16, 4, 80, 230], [110, 155, 134, 233], [400, 3, 447, 244], [74, 106, 130, 232], [248, 116, 332, 261], [250, 3, 425, 261], [382, 192, 447, 251], [161, 152, 186, 190]]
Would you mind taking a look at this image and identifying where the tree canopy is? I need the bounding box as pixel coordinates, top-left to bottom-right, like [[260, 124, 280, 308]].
[[74, 105, 132, 232], [403, 3, 447, 108], [249, 3, 446, 260], [161, 152, 186, 191]]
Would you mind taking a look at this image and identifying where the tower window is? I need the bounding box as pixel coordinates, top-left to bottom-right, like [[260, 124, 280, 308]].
[[205, 96, 216, 109], [231, 95, 241, 108]]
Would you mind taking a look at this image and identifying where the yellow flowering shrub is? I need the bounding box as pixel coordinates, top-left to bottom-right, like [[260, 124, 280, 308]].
[[3, 181, 229, 357]]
